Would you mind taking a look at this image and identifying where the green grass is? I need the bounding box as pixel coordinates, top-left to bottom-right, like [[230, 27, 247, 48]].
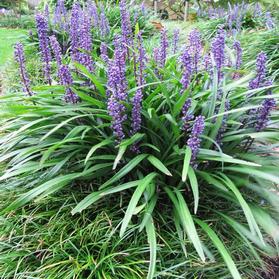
[[0, 28, 27, 68]]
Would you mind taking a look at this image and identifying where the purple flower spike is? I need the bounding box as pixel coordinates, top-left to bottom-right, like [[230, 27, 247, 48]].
[[70, 2, 82, 61], [256, 97, 276, 132], [131, 32, 147, 136], [188, 29, 202, 73], [249, 51, 267, 90], [158, 28, 168, 68], [265, 12, 275, 30], [100, 5, 110, 38], [50, 35, 62, 67], [76, 15, 94, 72], [187, 115, 205, 167], [14, 42, 33, 96], [182, 98, 194, 131], [172, 29, 180, 54], [58, 65, 79, 104], [100, 42, 109, 63], [180, 47, 193, 91], [107, 37, 128, 141], [87, 0, 99, 27], [131, 88, 143, 135], [35, 13, 52, 85], [211, 29, 226, 83], [136, 32, 147, 87], [120, 0, 133, 51], [232, 40, 242, 79], [54, 0, 69, 31]]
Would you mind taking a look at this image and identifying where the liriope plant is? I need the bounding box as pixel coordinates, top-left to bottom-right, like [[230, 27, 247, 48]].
[[0, 1, 279, 278]]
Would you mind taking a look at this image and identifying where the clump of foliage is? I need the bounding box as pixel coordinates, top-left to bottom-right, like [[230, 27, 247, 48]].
[[198, 2, 276, 39], [0, 0, 279, 278]]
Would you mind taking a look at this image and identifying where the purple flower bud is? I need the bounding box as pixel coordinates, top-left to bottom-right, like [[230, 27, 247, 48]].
[[87, 0, 99, 27], [254, 3, 262, 17], [136, 32, 147, 87], [58, 65, 79, 103], [249, 51, 267, 89], [172, 28, 180, 54], [100, 42, 109, 63], [70, 2, 82, 61], [76, 15, 94, 72], [158, 28, 168, 68], [180, 47, 192, 91], [131, 32, 147, 136], [35, 13, 52, 85], [233, 40, 242, 69], [203, 52, 212, 73], [53, 0, 69, 31], [188, 29, 202, 73], [265, 12, 275, 30], [106, 36, 128, 141], [216, 100, 230, 145], [99, 5, 110, 38], [256, 96, 276, 132], [182, 98, 194, 131], [120, 0, 133, 50], [232, 40, 242, 79], [14, 42, 33, 96], [211, 29, 226, 83], [187, 115, 205, 167], [49, 35, 62, 67]]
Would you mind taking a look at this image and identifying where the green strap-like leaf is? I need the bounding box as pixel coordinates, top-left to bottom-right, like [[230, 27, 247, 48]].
[[120, 173, 157, 237], [188, 167, 199, 214], [146, 216, 157, 279], [84, 138, 113, 165], [71, 180, 140, 215], [100, 154, 148, 189], [182, 146, 191, 182], [2, 173, 81, 214], [147, 155, 172, 176], [195, 218, 242, 279]]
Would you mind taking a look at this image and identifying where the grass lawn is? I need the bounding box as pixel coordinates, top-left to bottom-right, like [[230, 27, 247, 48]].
[[0, 28, 27, 68]]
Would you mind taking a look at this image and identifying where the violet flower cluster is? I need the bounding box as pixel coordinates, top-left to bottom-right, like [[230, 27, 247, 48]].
[[53, 0, 68, 31], [232, 40, 242, 79], [50, 35, 62, 67], [76, 15, 94, 72], [187, 115, 205, 167], [131, 32, 147, 136], [99, 4, 110, 38], [182, 98, 194, 131], [35, 13, 52, 85], [119, 0, 133, 52], [188, 29, 202, 73], [180, 47, 193, 91], [70, 2, 82, 61], [256, 95, 276, 132], [87, 0, 99, 27], [100, 42, 109, 64], [155, 29, 169, 68], [107, 36, 128, 141], [59, 65, 79, 104], [249, 51, 267, 90], [14, 42, 33, 96], [216, 99, 230, 145], [211, 29, 226, 83]]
